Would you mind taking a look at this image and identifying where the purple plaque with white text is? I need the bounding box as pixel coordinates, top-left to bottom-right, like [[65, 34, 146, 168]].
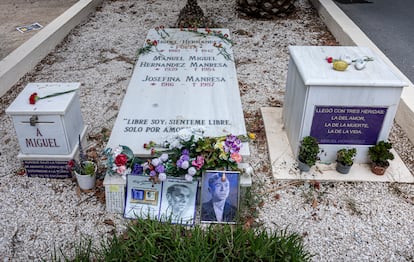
[[310, 106, 388, 145], [24, 160, 72, 178]]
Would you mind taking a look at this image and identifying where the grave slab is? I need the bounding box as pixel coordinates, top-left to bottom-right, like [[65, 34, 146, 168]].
[[106, 28, 248, 156], [262, 107, 414, 183]]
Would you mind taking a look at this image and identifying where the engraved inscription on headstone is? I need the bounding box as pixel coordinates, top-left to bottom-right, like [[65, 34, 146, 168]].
[[107, 29, 247, 156]]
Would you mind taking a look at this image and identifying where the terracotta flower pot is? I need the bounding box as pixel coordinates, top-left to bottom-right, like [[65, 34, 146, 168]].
[[371, 163, 387, 176]]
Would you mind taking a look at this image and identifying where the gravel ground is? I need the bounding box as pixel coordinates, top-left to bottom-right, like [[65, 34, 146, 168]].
[[0, 0, 413, 261]]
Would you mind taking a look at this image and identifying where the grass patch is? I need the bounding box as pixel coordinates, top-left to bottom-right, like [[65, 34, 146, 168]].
[[54, 217, 312, 261]]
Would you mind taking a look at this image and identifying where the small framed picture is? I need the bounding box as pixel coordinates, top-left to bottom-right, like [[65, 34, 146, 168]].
[[200, 170, 240, 224], [124, 175, 162, 219], [159, 178, 198, 225]]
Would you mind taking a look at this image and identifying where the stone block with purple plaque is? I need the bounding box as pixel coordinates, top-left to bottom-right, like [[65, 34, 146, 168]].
[[283, 46, 407, 163], [18, 126, 87, 178]]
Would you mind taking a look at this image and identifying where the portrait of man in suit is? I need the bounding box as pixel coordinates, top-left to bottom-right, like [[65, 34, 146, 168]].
[[201, 171, 239, 223]]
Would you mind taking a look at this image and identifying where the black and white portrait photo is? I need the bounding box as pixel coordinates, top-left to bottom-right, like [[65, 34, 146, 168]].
[[201, 171, 240, 224], [159, 179, 198, 225]]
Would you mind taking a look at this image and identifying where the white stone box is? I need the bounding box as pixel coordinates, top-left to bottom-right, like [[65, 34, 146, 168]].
[[6, 83, 84, 155], [283, 46, 407, 163]]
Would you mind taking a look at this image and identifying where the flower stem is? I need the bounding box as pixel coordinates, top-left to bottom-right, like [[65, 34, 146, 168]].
[[39, 89, 77, 100]]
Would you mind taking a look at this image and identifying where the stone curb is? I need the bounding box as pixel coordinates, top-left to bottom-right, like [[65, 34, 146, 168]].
[[310, 0, 414, 144], [0, 0, 103, 97]]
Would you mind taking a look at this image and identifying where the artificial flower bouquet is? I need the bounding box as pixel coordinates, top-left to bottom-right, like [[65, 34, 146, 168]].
[[104, 128, 251, 183]]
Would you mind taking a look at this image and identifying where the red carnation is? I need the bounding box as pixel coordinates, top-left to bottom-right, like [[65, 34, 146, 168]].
[[29, 93, 38, 105], [114, 153, 128, 166]]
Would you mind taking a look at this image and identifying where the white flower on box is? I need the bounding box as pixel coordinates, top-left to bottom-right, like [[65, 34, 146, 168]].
[[178, 129, 192, 142], [188, 167, 197, 176], [160, 153, 169, 162], [151, 158, 161, 167]]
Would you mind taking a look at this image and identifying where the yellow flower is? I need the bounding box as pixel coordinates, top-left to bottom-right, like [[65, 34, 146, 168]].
[[214, 141, 224, 151], [248, 132, 256, 140], [219, 151, 228, 160]]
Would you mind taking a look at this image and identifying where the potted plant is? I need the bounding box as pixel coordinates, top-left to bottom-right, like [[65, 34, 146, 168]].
[[368, 140, 394, 176], [297, 136, 320, 172], [336, 148, 357, 174], [67, 136, 97, 190]]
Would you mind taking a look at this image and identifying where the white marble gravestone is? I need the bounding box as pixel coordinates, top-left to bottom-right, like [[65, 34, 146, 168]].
[[107, 29, 248, 156]]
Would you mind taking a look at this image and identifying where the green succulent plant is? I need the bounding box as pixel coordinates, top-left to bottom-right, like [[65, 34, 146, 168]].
[[336, 148, 357, 166], [298, 136, 320, 167], [368, 141, 394, 167]]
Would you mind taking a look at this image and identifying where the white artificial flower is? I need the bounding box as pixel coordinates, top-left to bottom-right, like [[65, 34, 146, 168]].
[[178, 129, 192, 142], [181, 160, 189, 169], [151, 158, 161, 167], [158, 173, 167, 181], [160, 153, 169, 162], [185, 174, 193, 182], [188, 167, 197, 176], [169, 139, 182, 149], [142, 162, 149, 170], [113, 146, 123, 156]]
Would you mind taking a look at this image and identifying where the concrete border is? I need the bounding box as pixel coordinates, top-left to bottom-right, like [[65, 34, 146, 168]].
[[310, 0, 414, 144], [0, 0, 103, 98]]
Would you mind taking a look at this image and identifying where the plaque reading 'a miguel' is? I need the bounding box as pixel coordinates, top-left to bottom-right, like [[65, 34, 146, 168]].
[[310, 106, 387, 145]]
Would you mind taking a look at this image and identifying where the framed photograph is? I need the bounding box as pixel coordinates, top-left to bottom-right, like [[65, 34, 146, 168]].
[[159, 178, 198, 225], [200, 170, 240, 224], [124, 175, 162, 219]]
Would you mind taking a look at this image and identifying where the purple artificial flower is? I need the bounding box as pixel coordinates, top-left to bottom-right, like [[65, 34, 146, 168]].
[[181, 160, 189, 169], [224, 134, 242, 153], [176, 153, 190, 168], [131, 163, 144, 175], [150, 170, 157, 177], [182, 149, 190, 155], [155, 165, 165, 173], [176, 158, 184, 168]]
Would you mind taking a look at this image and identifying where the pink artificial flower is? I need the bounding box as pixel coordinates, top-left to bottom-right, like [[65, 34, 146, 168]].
[[192, 155, 205, 170], [230, 153, 242, 163], [116, 165, 126, 175]]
